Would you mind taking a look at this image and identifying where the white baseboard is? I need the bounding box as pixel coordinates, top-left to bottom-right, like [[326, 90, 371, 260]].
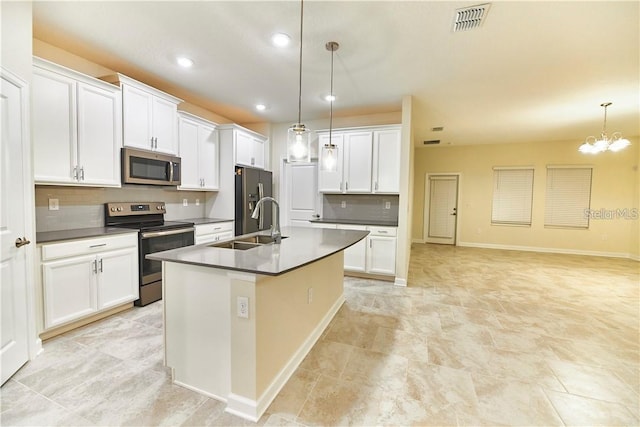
[[457, 241, 638, 260], [394, 278, 407, 287], [174, 380, 228, 403], [225, 295, 346, 422]]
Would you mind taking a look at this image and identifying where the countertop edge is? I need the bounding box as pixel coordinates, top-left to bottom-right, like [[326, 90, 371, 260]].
[[36, 227, 138, 244]]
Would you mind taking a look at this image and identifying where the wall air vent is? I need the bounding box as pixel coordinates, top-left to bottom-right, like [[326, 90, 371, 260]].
[[431, 126, 444, 132], [423, 140, 441, 145], [453, 3, 491, 32]]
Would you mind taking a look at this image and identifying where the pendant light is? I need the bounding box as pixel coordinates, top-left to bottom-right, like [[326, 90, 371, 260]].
[[578, 102, 631, 154], [321, 41, 339, 172], [287, 0, 311, 163]]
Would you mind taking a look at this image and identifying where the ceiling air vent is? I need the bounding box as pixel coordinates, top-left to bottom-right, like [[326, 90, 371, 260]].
[[423, 140, 441, 145], [453, 3, 491, 32]]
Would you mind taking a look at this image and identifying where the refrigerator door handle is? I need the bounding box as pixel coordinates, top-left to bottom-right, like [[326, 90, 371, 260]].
[[257, 182, 264, 229]]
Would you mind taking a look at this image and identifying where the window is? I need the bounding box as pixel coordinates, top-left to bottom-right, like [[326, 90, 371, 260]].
[[544, 166, 592, 228], [491, 167, 534, 226]]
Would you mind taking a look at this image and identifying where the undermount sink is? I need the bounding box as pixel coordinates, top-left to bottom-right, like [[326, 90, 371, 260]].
[[236, 235, 288, 244], [208, 235, 288, 250], [208, 241, 261, 251]]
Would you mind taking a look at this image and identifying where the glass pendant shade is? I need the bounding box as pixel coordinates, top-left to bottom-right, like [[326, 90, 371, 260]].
[[287, 123, 311, 162], [578, 102, 631, 154], [321, 143, 338, 172]]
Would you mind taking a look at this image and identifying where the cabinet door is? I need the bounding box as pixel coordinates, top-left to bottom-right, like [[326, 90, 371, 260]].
[[32, 68, 77, 184], [199, 125, 219, 190], [252, 137, 265, 169], [235, 131, 255, 166], [77, 82, 121, 186], [373, 129, 401, 193], [42, 254, 97, 328], [152, 97, 178, 154], [337, 225, 367, 272], [97, 247, 139, 310], [178, 117, 200, 190], [317, 133, 344, 192], [366, 236, 396, 275], [122, 84, 153, 150], [344, 132, 373, 193]]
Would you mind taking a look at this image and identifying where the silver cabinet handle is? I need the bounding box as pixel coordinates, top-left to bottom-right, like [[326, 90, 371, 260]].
[[92, 259, 98, 274], [80, 167, 85, 181], [99, 258, 103, 272], [89, 243, 107, 248], [73, 166, 78, 180], [151, 137, 155, 149], [346, 182, 349, 191], [15, 237, 31, 248], [375, 181, 378, 191]]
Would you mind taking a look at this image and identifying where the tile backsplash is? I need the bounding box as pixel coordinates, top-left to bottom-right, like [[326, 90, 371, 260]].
[[322, 194, 399, 223], [35, 185, 207, 232]]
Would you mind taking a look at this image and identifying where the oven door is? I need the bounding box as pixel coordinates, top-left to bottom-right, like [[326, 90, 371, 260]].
[[140, 227, 195, 285]]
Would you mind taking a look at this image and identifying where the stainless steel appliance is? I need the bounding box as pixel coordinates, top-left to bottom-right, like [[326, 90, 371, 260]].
[[122, 147, 181, 186], [105, 202, 194, 306], [235, 166, 273, 236]]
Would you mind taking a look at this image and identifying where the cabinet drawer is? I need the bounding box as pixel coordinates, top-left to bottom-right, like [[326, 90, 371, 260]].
[[195, 221, 234, 236], [41, 233, 138, 261], [367, 226, 397, 237]]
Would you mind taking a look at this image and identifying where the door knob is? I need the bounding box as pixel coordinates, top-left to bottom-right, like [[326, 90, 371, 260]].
[[15, 237, 31, 248]]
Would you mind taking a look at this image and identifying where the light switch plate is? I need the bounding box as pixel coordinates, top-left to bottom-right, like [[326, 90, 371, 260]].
[[183, 199, 188, 207], [384, 201, 391, 209], [341, 201, 346, 208]]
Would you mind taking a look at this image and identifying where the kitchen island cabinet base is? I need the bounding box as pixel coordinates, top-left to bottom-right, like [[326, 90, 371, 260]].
[[163, 251, 345, 422]]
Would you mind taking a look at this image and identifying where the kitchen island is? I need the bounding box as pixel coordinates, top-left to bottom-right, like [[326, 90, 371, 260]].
[[147, 226, 368, 421]]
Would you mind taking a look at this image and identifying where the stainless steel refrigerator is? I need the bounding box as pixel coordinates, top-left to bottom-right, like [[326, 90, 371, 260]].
[[235, 166, 273, 236]]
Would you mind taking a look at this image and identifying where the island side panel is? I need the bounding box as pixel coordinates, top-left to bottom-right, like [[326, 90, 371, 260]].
[[256, 252, 345, 408], [164, 262, 231, 401]]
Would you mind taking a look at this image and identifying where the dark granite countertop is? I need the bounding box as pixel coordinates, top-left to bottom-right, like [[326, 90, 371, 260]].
[[148, 226, 369, 276], [309, 218, 398, 227], [36, 227, 138, 244], [181, 217, 234, 225]]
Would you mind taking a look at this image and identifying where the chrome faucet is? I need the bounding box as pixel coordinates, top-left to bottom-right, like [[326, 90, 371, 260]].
[[251, 197, 281, 243]]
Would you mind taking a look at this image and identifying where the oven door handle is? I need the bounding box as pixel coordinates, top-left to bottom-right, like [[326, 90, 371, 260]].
[[141, 227, 194, 239]]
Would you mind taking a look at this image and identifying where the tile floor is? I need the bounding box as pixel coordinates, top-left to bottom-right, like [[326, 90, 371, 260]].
[[1, 244, 638, 426]]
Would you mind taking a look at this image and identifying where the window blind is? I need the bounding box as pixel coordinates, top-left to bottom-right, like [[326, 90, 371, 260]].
[[491, 168, 534, 225], [544, 167, 592, 228]]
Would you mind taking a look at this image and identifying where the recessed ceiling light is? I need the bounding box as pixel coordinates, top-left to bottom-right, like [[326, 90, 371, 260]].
[[324, 94, 336, 102], [176, 57, 194, 68], [271, 33, 291, 47], [255, 104, 267, 111]]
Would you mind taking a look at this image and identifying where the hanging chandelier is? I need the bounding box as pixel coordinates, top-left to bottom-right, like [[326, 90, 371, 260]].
[[578, 102, 631, 154], [320, 41, 339, 172], [286, 0, 311, 163]]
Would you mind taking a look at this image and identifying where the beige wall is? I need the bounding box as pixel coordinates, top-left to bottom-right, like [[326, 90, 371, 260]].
[[412, 138, 640, 258]]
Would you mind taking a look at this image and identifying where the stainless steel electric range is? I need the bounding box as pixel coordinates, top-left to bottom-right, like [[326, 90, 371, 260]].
[[105, 202, 194, 306]]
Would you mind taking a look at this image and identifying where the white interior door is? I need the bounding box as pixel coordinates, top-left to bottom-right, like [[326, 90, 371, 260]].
[[1, 70, 31, 384], [284, 161, 319, 227], [424, 175, 458, 245]]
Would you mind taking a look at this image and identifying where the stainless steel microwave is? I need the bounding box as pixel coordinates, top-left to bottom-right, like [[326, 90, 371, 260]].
[[122, 147, 181, 186]]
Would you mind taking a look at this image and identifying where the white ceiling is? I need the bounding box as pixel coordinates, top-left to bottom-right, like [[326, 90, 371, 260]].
[[32, 1, 640, 147]]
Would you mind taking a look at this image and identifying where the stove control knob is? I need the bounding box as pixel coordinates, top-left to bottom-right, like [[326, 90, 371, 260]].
[[110, 207, 116, 212], [117, 207, 123, 212]]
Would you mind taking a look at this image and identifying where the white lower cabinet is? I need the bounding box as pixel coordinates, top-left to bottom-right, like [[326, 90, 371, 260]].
[[39, 233, 138, 330], [195, 222, 234, 245], [337, 224, 367, 272], [337, 224, 397, 276]]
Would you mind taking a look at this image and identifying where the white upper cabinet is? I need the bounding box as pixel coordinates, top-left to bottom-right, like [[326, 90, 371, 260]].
[[344, 131, 373, 193], [318, 133, 344, 192], [218, 124, 267, 169], [178, 112, 219, 191], [317, 126, 400, 194], [32, 58, 122, 187], [372, 128, 401, 193], [104, 73, 182, 155]]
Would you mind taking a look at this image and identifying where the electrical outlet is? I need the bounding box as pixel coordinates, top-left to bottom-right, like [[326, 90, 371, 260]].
[[195, 199, 200, 206], [384, 201, 391, 210], [237, 296, 249, 318], [183, 199, 188, 207], [48, 198, 59, 211], [307, 288, 313, 304], [341, 201, 346, 208]]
